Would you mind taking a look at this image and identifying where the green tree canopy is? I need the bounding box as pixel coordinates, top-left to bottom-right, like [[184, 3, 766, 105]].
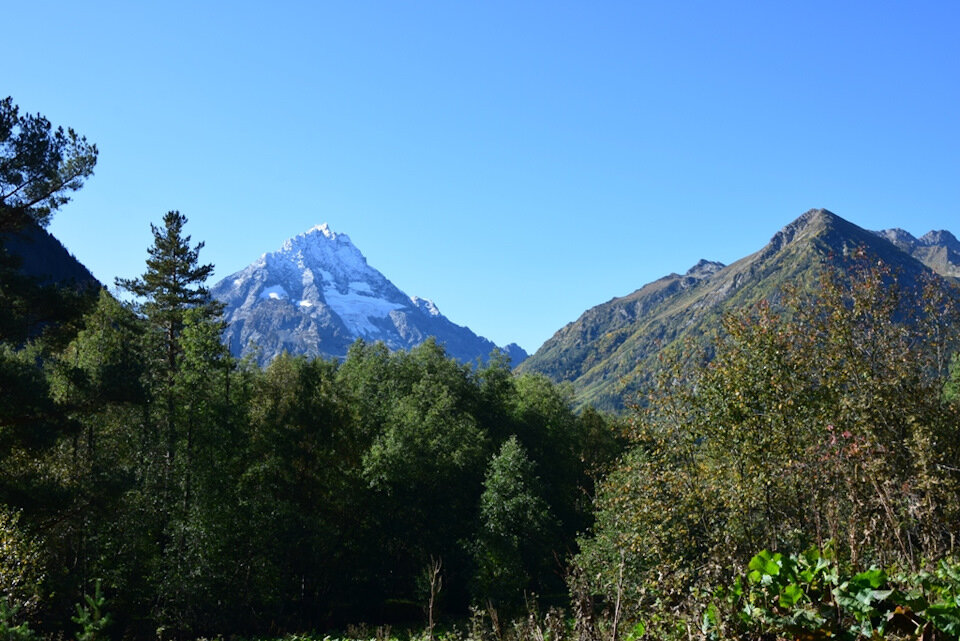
[[0, 97, 97, 232], [474, 435, 556, 611]]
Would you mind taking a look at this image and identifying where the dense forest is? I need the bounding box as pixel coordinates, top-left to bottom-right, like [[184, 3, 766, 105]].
[[5, 101, 960, 641]]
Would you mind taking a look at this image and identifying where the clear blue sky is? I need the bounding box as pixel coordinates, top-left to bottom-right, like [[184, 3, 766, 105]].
[[8, 1, 959, 353]]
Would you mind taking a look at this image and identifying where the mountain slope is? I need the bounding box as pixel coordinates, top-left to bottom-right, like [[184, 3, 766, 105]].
[[0, 222, 101, 342], [212, 224, 527, 366], [518, 209, 958, 411], [1, 222, 99, 287]]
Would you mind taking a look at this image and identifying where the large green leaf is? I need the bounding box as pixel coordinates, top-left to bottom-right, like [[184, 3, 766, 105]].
[[779, 583, 805, 608]]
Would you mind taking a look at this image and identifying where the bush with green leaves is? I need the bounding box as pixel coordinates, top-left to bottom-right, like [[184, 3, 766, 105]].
[[707, 548, 960, 640], [896, 560, 960, 639], [0, 599, 38, 641], [0, 507, 43, 619], [574, 252, 960, 631], [722, 548, 891, 639]]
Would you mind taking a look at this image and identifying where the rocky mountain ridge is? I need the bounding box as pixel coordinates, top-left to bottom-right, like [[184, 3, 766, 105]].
[[518, 209, 960, 410], [874, 227, 960, 277]]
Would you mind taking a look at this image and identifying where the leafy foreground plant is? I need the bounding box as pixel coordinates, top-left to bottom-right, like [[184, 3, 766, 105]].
[[705, 548, 960, 640]]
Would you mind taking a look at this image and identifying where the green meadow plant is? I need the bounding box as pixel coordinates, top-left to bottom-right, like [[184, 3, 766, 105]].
[[706, 548, 960, 640]]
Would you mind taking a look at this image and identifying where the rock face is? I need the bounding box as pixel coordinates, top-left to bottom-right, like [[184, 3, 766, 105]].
[[518, 209, 960, 411], [874, 227, 960, 278], [211, 224, 527, 367]]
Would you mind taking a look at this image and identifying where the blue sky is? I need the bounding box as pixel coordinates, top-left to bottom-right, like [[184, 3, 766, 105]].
[[8, 1, 959, 353]]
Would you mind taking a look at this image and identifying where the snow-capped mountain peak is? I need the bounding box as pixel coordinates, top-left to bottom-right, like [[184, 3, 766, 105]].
[[211, 224, 527, 366], [305, 222, 338, 239], [269, 223, 372, 283]]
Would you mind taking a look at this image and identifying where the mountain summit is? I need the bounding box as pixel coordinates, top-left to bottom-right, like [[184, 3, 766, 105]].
[[518, 209, 960, 410], [874, 227, 960, 278], [212, 224, 527, 366]]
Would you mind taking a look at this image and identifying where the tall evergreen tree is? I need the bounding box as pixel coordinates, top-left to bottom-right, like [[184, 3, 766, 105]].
[[1, 98, 99, 346], [0, 97, 97, 509], [116, 211, 229, 636], [0, 98, 98, 633], [115, 211, 222, 463], [116, 211, 221, 374]]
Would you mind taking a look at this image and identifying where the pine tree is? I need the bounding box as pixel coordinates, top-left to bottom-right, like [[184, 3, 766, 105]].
[[115, 210, 224, 468], [116, 211, 221, 468], [116, 212, 230, 634], [0, 99, 98, 542], [116, 211, 221, 374], [0, 96, 98, 232], [1, 98, 99, 346]]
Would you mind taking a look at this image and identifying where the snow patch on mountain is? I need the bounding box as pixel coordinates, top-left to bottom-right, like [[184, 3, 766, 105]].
[[323, 287, 406, 337], [410, 296, 441, 317], [259, 284, 289, 300]]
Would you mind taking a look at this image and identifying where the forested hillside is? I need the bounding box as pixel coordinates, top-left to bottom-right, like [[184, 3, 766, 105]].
[[573, 254, 960, 639]]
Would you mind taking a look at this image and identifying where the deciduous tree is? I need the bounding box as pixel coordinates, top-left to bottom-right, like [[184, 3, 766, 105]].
[[473, 436, 555, 611]]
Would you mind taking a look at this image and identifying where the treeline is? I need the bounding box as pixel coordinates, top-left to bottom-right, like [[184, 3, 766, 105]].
[[1, 218, 622, 638]]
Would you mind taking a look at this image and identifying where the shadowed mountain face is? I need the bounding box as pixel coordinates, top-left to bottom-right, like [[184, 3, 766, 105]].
[[518, 209, 960, 411], [212, 224, 527, 367], [1, 222, 101, 343], [1, 222, 99, 287]]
